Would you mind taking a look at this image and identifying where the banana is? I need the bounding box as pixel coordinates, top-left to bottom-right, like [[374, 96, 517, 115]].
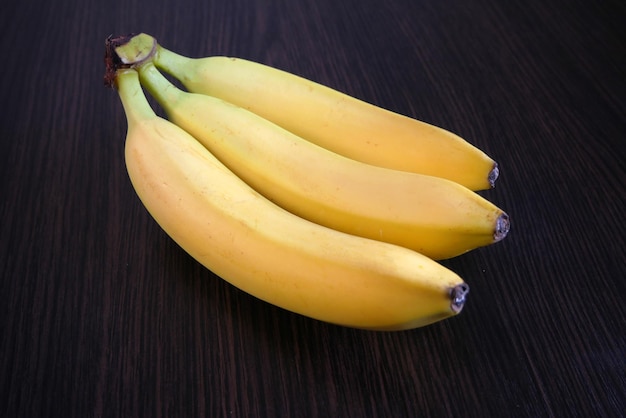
[[130, 33, 499, 191], [128, 60, 509, 260], [112, 67, 470, 330]]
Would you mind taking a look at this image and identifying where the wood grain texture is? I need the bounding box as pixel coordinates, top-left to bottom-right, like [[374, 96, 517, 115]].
[[1, 0, 624, 417]]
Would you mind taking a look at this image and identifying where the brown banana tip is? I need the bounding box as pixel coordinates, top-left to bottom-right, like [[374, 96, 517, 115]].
[[494, 212, 510, 242], [488, 162, 499, 188], [450, 284, 470, 314]]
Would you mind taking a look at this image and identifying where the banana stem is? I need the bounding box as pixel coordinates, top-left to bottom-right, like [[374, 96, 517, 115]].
[[111, 33, 157, 66], [154, 45, 192, 79], [104, 33, 157, 87], [115, 69, 157, 125], [136, 63, 182, 108]]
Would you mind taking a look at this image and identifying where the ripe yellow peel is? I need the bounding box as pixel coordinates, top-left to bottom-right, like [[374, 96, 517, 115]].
[[152, 43, 498, 191], [116, 69, 469, 330], [135, 62, 509, 260]]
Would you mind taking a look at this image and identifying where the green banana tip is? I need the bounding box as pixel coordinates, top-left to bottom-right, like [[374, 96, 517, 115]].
[[104, 33, 156, 88]]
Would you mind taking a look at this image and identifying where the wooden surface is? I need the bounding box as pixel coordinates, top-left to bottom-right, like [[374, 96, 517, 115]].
[[1, 0, 624, 417]]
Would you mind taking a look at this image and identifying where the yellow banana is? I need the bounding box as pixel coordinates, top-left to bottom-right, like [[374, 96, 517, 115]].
[[132, 33, 499, 191], [130, 61, 509, 260], [113, 67, 470, 330]]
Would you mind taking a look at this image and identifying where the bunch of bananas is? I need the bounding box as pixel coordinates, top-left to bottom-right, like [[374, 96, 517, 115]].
[[104, 33, 509, 331]]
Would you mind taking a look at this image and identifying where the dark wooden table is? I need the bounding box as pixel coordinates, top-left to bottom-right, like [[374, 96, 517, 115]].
[[2, 0, 624, 417]]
